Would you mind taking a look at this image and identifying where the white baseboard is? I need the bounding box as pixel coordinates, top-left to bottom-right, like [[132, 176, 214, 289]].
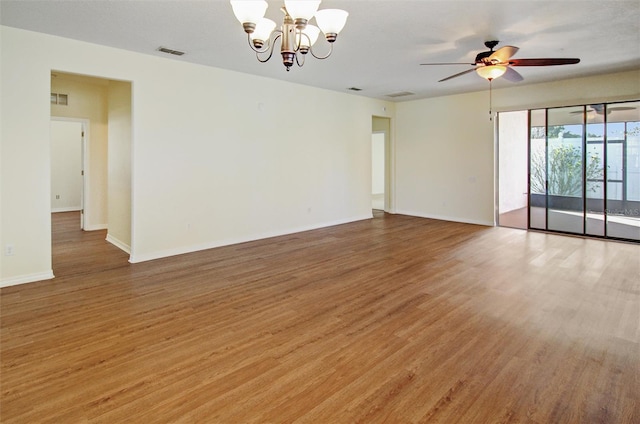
[[52, 207, 81, 213], [0, 270, 55, 288], [84, 224, 108, 231], [395, 209, 493, 227], [129, 214, 372, 264], [106, 234, 131, 254]]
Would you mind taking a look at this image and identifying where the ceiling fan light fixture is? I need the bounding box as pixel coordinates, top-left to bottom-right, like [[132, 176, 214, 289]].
[[476, 65, 507, 81]]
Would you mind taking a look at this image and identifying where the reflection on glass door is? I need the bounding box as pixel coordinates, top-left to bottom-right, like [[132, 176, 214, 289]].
[[528, 101, 640, 242]]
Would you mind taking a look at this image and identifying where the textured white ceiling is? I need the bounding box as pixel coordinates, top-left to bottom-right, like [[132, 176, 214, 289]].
[[2, 0, 639, 101]]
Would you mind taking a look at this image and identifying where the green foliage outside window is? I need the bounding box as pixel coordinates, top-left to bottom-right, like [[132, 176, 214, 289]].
[[530, 142, 603, 197]]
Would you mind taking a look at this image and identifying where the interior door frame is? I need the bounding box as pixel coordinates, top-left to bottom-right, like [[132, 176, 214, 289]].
[[50, 116, 90, 229]]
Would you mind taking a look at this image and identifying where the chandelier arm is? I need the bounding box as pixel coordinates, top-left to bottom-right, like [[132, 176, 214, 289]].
[[255, 33, 282, 63], [294, 29, 303, 53], [308, 42, 334, 60], [295, 52, 305, 67]]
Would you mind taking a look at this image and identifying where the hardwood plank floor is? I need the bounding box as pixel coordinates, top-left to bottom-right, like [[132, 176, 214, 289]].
[[1, 211, 639, 423]]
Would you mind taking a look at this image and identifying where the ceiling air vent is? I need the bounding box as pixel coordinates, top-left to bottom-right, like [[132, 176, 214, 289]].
[[157, 46, 185, 56], [386, 91, 414, 98], [51, 93, 68, 105]]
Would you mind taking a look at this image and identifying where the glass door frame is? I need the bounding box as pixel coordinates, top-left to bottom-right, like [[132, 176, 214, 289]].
[[527, 100, 639, 243]]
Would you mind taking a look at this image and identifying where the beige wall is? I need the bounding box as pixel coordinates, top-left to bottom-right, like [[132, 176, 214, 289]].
[[2, 23, 637, 287], [395, 70, 640, 226], [107, 80, 132, 253], [0, 25, 394, 286]]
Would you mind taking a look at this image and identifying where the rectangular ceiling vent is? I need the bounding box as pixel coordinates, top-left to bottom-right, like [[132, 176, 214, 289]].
[[386, 91, 415, 98], [157, 46, 185, 56]]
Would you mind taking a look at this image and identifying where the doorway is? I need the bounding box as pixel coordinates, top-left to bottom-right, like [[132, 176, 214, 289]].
[[372, 116, 391, 212], [50, 71, 133, 264], [50, 118, 87, 228], [497, 110, 528, 229]]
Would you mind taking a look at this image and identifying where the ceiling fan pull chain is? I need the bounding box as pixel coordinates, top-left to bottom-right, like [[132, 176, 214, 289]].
[[489, 80, 493, 121]]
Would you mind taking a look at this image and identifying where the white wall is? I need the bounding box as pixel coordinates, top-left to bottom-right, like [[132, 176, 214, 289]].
[[0, 26, 394, 286], [396, 91, 495, 225], [107, 80, 132, 253], [371, 133, 385, 194], [395, 69, 640, 226], [50, 120, 82, 212], [498, 111, 528, 214]]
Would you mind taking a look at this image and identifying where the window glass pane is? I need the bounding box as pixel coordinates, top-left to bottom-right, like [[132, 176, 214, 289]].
[[606, 102, 640, 240], [547, 106, 584, 234], [586, 106, 605, 236], [627, 121, 640, 201], [529, 109, 546, 229]]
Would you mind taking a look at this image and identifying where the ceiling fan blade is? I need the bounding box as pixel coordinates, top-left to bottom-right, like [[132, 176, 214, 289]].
[[609, 107, 636, 112], [421, 62, 476, 66], [508, 58, 580, 66], [488, 46, 519, 63], [502, 67, 524, 82], [438, 68, 476, 82]]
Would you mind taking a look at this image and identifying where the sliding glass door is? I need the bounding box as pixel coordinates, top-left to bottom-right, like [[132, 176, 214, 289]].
[[528, 101, 640, 242], [606, 103, 640, 240]]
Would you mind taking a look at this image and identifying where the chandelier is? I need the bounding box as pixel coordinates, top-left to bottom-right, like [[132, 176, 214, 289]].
[[230, 1, 349, 71]]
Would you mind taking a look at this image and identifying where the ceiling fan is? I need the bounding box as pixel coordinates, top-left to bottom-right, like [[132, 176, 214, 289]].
[[570, 104, 637, 115], [421, 40, 580, 82]]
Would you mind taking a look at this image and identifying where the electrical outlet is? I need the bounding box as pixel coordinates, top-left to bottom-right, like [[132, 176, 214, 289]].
[[56, 194, 60, 199], [5, 244, 15, 256]]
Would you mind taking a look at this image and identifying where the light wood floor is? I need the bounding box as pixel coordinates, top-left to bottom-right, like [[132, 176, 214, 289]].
[[1, 211, 639, 423], [498, 207, 527, 230]]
